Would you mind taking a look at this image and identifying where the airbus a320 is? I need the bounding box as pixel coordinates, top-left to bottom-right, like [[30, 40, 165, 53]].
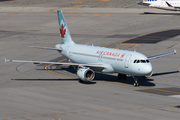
[[5, 10, 177, 87]]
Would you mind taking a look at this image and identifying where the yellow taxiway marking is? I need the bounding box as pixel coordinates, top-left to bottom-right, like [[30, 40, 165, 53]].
[[99, 0, 111, 1], [49, 7, 61, 9], [8, 13, 15, 15], [120, 44, 142, 46], [86, 1, 95, 4], [71, 2, 83, 3], [51, 118, 62, 120], [73, 5, 89, 7], [104, 37, 137, 47]]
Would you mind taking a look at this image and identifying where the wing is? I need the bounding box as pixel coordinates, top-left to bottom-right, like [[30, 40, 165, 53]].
[[138, 2, 151, 6], [29, 46, 62, 51], [148, 49, 177, 60], [4, 58, 104, 68]]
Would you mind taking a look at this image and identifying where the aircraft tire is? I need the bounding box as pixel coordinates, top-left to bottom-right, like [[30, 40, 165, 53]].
[[122, 74, 127, 80], [118, 73, 122, 80]]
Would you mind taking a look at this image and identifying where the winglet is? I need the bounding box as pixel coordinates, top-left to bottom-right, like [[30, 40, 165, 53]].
[[4, 58, 11, 63], [4, 57, 7, 63], [174, 49, 177, 54]]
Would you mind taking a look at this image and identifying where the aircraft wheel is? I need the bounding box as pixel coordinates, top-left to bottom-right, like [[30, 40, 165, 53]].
[[133, 76, 139, 87], [118, 73, 122, 80], [122, 74, 127, 80], [133, 82, 139, 87]]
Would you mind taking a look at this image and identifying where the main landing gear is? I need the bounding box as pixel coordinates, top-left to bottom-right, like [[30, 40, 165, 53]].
[[133, 76, 139, 87], [118, 73, 127, 80]]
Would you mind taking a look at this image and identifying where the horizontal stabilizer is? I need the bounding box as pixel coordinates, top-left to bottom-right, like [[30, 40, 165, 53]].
[[29, 46, 61, 51]]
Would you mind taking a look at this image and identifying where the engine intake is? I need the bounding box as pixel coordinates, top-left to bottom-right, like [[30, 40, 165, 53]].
[[77, 68, 95, 82]]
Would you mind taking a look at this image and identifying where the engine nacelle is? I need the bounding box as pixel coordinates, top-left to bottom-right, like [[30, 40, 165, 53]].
[[77, 68, 95, 82]]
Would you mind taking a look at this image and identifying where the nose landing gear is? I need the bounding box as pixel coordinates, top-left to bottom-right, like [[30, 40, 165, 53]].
[[133, 76, 139, 87], [118, 74, 139, 87]]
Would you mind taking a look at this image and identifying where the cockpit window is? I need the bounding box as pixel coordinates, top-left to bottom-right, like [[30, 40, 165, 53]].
[[146, 59, 150, 63], [140, 60, 146, 63], [133, 59, 150, 63]]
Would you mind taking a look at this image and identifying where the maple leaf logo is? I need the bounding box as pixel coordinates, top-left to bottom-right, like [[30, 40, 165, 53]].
[[120, 53, 126, 58], [60, 24, 66, 38]]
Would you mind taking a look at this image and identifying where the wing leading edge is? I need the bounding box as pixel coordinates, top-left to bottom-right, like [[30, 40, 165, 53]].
[[4, 58, 104, 68], [148, 49, 177, 60]]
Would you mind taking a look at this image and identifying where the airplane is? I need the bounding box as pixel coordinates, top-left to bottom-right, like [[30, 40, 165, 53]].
[[5, 10, 177, 87], [138, 0, 180, 11]]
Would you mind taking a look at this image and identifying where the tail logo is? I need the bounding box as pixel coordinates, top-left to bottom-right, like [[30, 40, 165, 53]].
[[60, 24, 66, 38]]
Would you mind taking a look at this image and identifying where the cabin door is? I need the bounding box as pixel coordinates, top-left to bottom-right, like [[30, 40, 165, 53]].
[[98, 54, 103, 62], [124, 54, 132, 68]]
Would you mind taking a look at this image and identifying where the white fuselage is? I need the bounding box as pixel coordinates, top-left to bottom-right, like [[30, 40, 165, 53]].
[[56, 44, 153, 76], [140, 0, 180, 11]]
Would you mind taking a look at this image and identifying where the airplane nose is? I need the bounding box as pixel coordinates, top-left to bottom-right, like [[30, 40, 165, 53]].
[[144, 64, 153, 77]]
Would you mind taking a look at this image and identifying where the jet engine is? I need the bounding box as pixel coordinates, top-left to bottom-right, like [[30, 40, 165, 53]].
[[77, 68, 95, 82]]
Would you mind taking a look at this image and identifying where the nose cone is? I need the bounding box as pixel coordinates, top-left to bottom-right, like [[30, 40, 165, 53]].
[[144, 64, 153, 77], [133, 63, 153, 76]]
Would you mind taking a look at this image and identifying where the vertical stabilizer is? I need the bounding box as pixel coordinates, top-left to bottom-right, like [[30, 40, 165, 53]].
[[57, 10, 75, 44]]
